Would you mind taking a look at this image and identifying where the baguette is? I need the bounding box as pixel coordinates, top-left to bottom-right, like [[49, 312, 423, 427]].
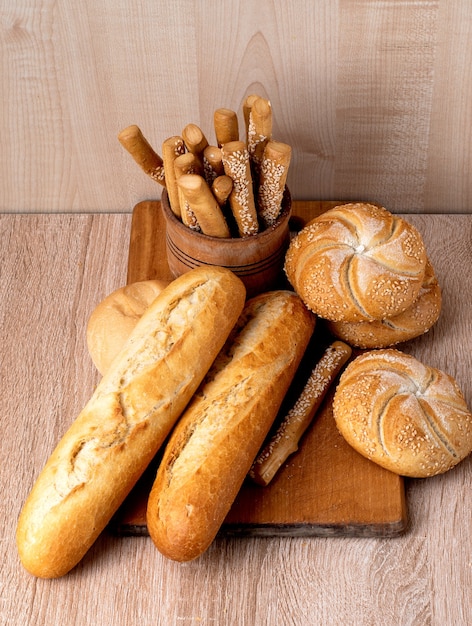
[[16, 267, 246, 578], [147, 290, 316, 562]]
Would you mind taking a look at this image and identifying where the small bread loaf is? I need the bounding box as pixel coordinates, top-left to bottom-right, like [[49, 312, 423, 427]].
[[147, 290, 316, 561], [86, 279, 169, 376], [327, 260, 442, 348], [16, 267, 246, 578], [284, 203, 427, 322], [333, 349, 472, 477]]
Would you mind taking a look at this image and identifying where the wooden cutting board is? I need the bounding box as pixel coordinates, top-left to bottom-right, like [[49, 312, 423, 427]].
[[110, 200, 408, 538]]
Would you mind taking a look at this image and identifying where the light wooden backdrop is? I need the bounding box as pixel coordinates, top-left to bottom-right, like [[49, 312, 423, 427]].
[[2, 0, 472, 214]]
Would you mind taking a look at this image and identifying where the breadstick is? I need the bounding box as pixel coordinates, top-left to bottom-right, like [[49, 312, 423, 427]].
[[174, 153, 203, 231], [247, 96, 272, 171], [182, 123, 209, 159], [211, 175, 233, 207], [258, 141, 292, 227], [177, 174, 230, 238], [117, 125, 166, 186], [221, 141, 259, 237], [162, 136, 186, 217], [249, 341, 352, 486], [213, 107, 239, 147], [243, 94, 259, 143], [202, 145, 224, 184]]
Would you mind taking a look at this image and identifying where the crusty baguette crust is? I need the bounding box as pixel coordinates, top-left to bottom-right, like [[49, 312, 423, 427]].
[[86, 279, 170, 376], [333, 349, 472, 477], [147, 290, 316, 562], [16, 267, 246, 578]]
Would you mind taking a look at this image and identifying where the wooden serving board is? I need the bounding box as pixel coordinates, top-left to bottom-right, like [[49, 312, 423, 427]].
[[110, 200, 408, 538]]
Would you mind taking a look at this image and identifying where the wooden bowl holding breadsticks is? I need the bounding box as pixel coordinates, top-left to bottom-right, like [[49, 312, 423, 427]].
[[119, 95, 293, 297], [162, 185, 291, 298]]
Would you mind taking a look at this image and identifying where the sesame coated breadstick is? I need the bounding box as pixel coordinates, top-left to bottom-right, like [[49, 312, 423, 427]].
[[117, 125, 166, 186], [249, 341, 352, 486], [247, 96, 272, 171], [162, 136, 186, 217], [177, 174, 230, 238], [257, 141, 292, 227], [221, 140, 259, 237], [213, 108, 239, 147]]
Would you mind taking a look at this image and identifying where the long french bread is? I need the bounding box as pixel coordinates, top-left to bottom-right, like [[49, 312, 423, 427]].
[[146, 290, 316, 562], [16, 266, 246, 578]]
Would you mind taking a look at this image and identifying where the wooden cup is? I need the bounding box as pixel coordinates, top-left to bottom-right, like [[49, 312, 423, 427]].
[[161, 187, 292, 298]]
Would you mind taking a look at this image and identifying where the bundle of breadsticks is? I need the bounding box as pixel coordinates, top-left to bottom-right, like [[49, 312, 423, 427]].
[[118, 95, 292, 237]]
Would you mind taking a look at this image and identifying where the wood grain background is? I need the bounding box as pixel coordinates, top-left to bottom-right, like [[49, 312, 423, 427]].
[[2, 0, 472, 214]]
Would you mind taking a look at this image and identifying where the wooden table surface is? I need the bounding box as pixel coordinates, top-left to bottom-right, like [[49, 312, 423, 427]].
[[1, 210, 472, 626]]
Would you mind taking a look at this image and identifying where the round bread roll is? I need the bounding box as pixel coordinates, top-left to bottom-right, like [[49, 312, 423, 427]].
[[87, 279, 169, 375], [327, 259, 441, 348], [333, 349, 472, 477], [284, 203, 427, 322]]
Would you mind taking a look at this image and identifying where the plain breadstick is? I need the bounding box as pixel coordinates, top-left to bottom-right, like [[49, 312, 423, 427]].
[[162, 136, 186, 217], [177, 174, 230, 238], [117, 125, 166, 186], [221, 141, 259, 237], [257, 141, 292, 227], [182, 123, 209, 160], [249, 341, 352, 486], [213, 107, 239, 147], [211, 175, 233, 207], [173, 153, 203, 231]]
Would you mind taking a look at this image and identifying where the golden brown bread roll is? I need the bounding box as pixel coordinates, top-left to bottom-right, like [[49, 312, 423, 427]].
[[333, 349, 472, 477], [146, 290, 316, 561], [16, 267, 246, 578], [327, 259, 442, 348], [86, 279, 169, 376], [284, 203, 427, 322]]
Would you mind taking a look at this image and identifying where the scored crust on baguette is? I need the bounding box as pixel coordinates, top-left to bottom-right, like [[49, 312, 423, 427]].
[[146, 290, 316, 562], [333, 349, 472, 477], [284, 203, 427, 322], [327, 259, 442, 348], [16, 266, 246, 578], [86, 279, 170, 376]]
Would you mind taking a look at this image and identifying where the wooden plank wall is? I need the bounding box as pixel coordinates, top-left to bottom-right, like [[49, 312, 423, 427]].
[[2, 0, 472, 213]]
